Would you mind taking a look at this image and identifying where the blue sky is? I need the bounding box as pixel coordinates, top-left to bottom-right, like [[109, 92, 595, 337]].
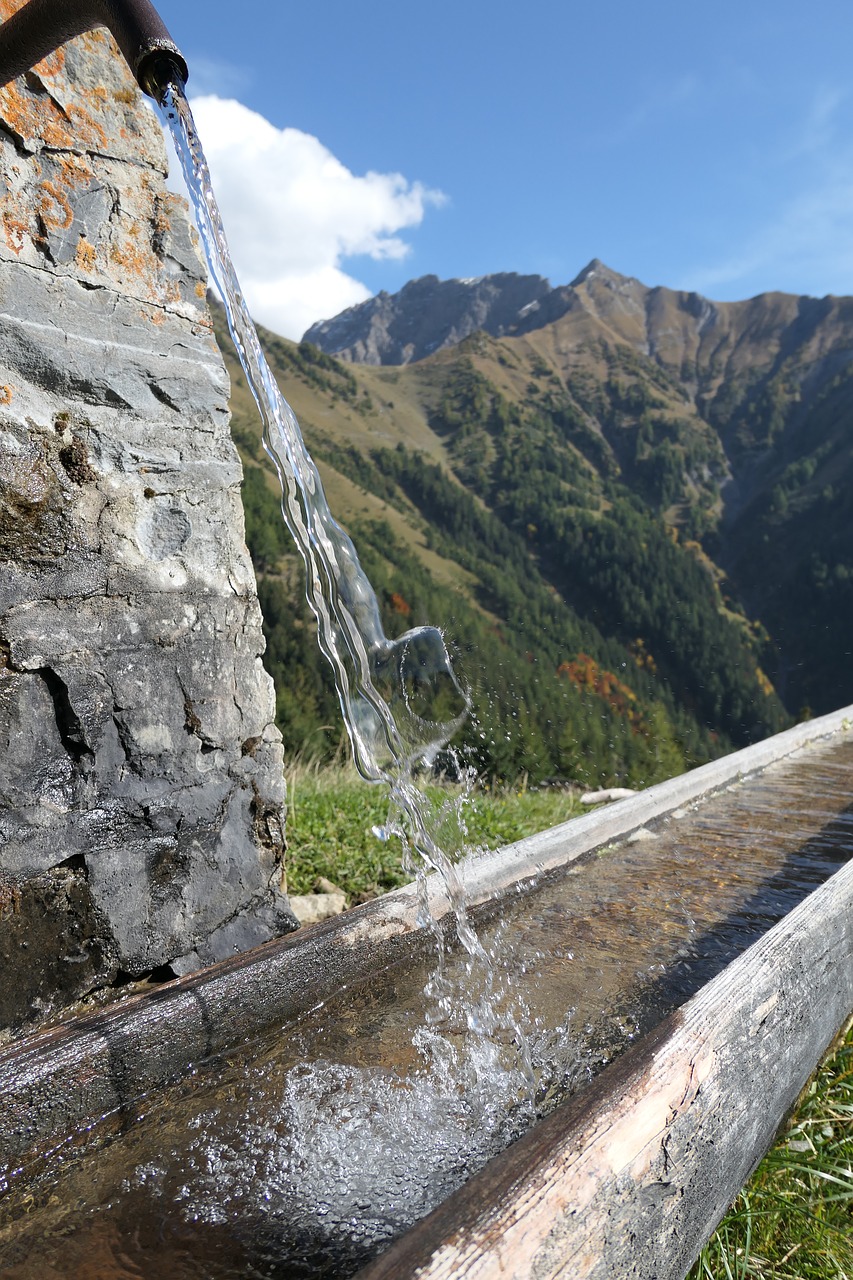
[[161, 0, 853, 338]]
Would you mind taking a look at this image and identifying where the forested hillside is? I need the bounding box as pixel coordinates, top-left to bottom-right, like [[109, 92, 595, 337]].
[[213, 264, 853, 787]]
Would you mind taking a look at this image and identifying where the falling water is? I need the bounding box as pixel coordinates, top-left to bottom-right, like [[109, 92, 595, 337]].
[[161, 86, 464, 784], [158, 81, 532, 1079]]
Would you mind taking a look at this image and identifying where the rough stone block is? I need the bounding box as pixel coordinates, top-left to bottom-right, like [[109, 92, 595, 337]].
[[0, 1, 297, 1034]]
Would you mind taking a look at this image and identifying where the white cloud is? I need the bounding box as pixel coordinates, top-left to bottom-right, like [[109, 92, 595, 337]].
[[685, 169, 853, 299], [682, 87, 853, 300], [166, 95, 445, 339]]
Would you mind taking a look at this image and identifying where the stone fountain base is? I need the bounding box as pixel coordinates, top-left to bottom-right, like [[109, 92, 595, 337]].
[[0, 2, 297, 1038]]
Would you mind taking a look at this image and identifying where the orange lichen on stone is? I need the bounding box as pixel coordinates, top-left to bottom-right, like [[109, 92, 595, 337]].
[[31, 44, 66, 81], [39, 180, 74, 230], [75, 238, 97, 271], [0, 83, 74, 150], [109, 238, 150, 278], [58, 154, 94, 188], [195, 282, 206, 299], [0, 72, 109, 154], [0, 385, 13, 404], [65, 103, 109, 151], [2, 211, 29, 255]]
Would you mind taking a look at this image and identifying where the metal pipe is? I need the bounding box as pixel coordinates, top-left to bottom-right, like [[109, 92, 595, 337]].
[[0, 0, 187, 101]]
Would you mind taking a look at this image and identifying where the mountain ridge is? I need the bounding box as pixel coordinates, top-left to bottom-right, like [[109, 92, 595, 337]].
[[303, 270, 574, 364], [303, 263, 853, 408]]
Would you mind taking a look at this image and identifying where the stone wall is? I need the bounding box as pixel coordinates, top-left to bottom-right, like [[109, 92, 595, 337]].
[[0, 4, 296, 1034]]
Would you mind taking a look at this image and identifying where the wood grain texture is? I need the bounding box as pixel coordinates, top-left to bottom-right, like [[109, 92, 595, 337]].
[[356, 856, 853, 1280]]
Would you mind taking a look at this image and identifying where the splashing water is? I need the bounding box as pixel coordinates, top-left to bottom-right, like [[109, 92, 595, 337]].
[[158, 81, 532, 1087]]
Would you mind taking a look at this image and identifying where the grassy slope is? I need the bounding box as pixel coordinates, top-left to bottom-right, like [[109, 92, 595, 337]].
[[221, 309, 478, 601]]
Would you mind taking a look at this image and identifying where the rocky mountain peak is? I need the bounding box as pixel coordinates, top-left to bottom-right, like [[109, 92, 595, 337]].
[[569, 257, 606, 285], [303, 271, 570, 365], [301, 262, 655, 366]]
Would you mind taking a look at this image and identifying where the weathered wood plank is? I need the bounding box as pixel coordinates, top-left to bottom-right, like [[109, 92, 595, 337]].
[[356, 856, 853, 1280]]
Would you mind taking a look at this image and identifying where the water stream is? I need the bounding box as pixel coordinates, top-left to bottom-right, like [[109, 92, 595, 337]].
[[158, 84, 534, 1098], [161, 86, 464, 792]]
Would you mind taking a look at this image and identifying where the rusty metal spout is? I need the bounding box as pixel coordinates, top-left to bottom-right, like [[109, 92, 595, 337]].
[[0, 0, 187, 101]]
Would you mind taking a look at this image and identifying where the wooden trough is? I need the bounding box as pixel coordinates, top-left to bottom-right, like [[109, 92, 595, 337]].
[[357, 838, 853, 1280], [0, 707, 852, 1279]]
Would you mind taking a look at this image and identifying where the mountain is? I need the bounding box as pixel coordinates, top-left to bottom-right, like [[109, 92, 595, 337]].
[[212, 263, 853, 786], [302, 271, 575, 364]]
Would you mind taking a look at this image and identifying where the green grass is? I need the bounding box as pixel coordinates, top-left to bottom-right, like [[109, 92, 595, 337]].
[[283, 764, 582, 899], [688, 1018, 853, 1280], [284, 766, 409, 901]]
